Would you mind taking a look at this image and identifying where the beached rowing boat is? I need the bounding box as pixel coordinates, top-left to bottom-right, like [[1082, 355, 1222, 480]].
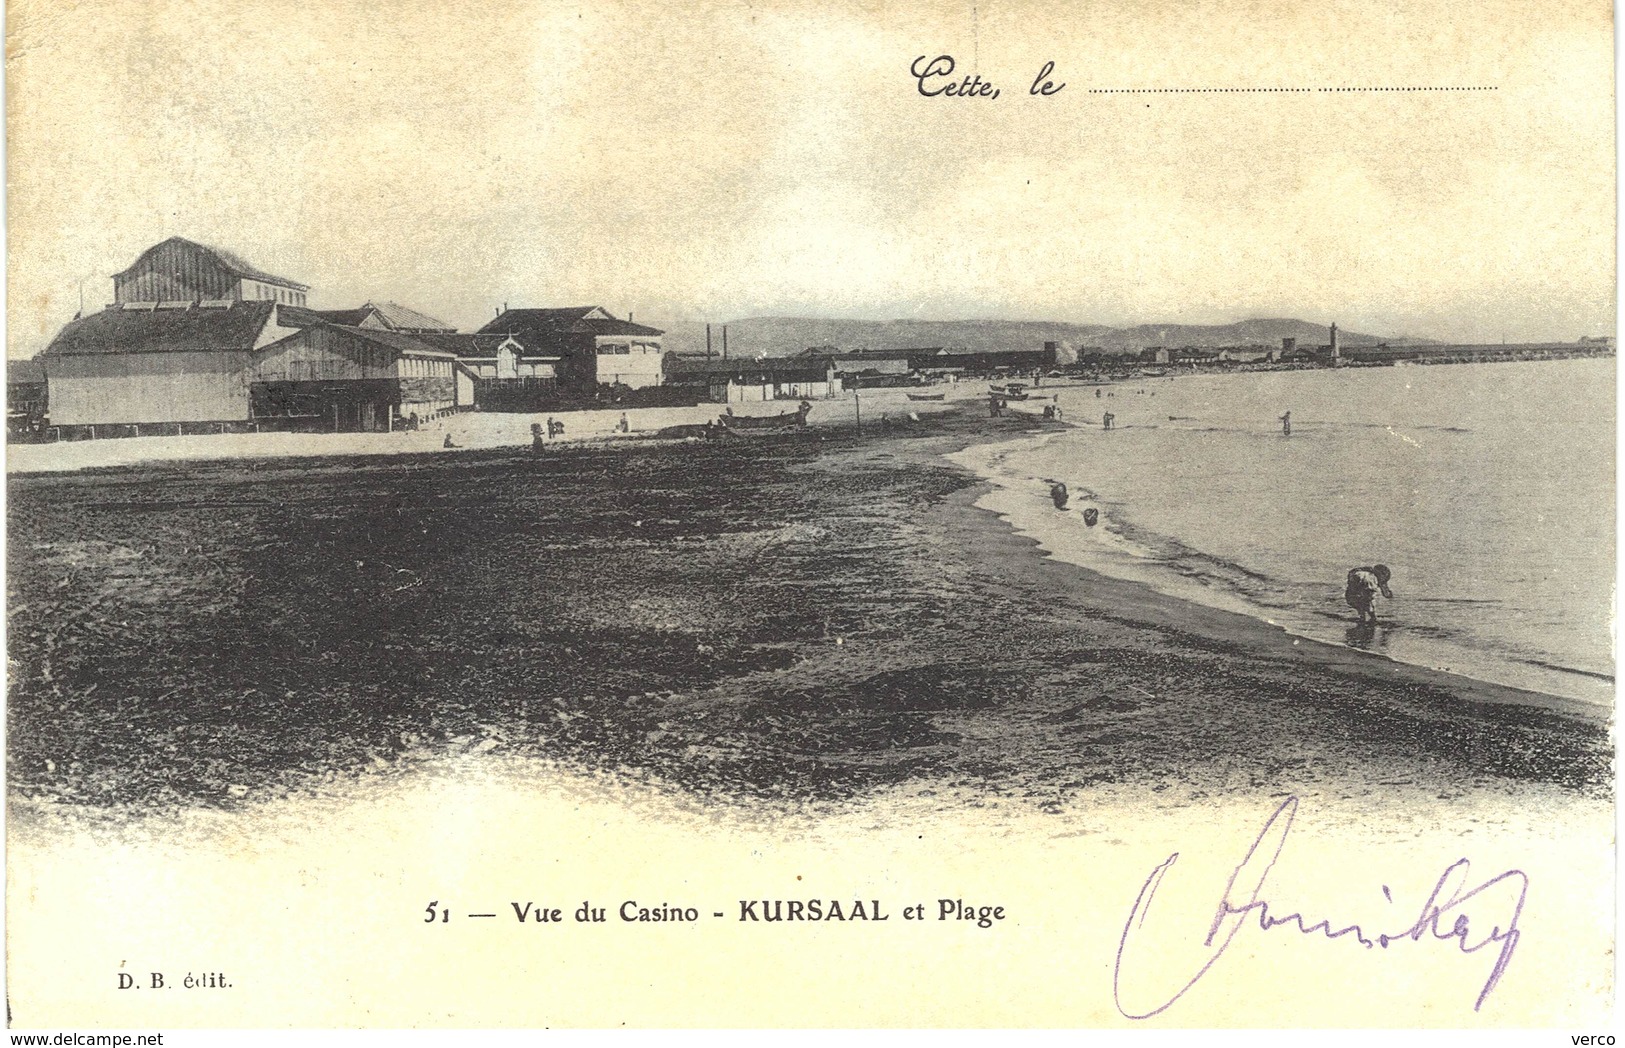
[[905, 392, 945, 401], [655, 422, 725, 439], [717, 406, 810, 431]]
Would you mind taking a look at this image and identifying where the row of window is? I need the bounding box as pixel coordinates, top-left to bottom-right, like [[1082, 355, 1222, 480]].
[[245, 281, 307, 307], [597, 341, 661, 355], [400, 357, 452, 377], [258, 360, 450, 381]]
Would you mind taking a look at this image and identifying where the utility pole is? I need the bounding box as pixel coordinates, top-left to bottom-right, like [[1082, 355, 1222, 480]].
[[854, 388, 861, 430]]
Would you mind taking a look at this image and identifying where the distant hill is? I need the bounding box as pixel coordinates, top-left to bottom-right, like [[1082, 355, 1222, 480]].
[[653, 317, 1431, 358]]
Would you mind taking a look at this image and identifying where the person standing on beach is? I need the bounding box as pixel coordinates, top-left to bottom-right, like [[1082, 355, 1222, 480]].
[[1102, 411, 1114, 430], [1280, 410, 1292, 436], [1345, 564, 1394, 624]]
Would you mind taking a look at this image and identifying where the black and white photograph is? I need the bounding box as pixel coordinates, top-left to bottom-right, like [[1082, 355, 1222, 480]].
[[4, 0, 1616, 1033]]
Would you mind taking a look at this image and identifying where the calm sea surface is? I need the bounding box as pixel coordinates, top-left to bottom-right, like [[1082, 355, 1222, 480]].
[[964, 358, 1616, 706]]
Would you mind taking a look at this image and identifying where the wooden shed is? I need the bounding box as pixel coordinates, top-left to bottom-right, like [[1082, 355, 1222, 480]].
[[248, 323, 459, 432], [39, 300, 296, 432]]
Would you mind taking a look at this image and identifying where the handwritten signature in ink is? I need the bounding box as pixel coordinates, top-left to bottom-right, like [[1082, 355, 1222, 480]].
[[1113, 796, 1527, 1018]]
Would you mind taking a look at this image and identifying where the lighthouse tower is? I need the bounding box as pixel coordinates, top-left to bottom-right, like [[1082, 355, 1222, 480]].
[[1330, 322, 1341, 362]]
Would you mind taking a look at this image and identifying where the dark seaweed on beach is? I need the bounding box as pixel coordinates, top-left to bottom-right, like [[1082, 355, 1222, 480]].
[[6, 408, 1613, 818]]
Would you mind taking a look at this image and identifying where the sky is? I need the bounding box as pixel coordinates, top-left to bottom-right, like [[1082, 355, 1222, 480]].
[[5, 0, 1615, 356]]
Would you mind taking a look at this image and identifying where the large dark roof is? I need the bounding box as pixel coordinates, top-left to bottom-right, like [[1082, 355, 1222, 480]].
[[588, 317, 665, 337], [477, 307, 599, 333], [477, 307, 664, 338], [118, 237, 310, 291], [42, 301, 277, 357]]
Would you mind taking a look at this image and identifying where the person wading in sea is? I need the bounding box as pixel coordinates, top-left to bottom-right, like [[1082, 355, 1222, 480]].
[[1345, 564, 1394, 624]]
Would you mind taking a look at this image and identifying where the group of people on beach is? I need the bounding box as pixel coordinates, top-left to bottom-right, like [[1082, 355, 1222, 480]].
[[530, 419, 565, 451], [1040, 477, 1395, 625]]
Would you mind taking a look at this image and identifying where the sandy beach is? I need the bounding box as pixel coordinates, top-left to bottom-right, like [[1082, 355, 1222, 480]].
[[7, 399, 1608, 812], [6, 400, 1614, 1026]]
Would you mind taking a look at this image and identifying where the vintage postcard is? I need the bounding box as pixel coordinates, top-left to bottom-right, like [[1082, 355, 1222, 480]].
[[4, 0, 1615, 1034]]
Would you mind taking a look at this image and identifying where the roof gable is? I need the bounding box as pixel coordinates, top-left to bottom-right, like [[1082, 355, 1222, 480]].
[[476, 306, 600, 334], [118, 237, 310, 292], [409, 331, 562, 360], [365, 301, 456, 333], [477, 307, 663, 338]]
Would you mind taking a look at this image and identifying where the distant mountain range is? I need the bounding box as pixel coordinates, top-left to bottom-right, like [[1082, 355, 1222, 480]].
[[652, 317, 1435, 358]]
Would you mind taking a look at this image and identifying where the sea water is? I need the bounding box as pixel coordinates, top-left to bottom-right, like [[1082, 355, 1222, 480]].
[[954, 358, 1616, 707]]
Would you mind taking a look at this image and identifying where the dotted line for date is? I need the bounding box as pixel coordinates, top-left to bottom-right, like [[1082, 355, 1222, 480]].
[[1088, 86, 1498, 93]]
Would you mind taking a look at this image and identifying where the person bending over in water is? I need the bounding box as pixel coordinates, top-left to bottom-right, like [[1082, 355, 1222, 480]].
[[1345, 564, 1394, 624]]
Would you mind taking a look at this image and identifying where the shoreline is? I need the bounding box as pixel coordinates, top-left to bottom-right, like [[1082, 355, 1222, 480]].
[[957, 361, 1617, 714], [943, 471, 1606, 725], [8, 393, 1607, 730], [5, 401, 1611, 821], [945, 429, 1611, 721]]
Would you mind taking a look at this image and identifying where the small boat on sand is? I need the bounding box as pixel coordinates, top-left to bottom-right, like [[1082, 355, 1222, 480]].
[[717, 403, 812, 431], [906, 392, 945, 401], [656, 422, 725, 439]]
